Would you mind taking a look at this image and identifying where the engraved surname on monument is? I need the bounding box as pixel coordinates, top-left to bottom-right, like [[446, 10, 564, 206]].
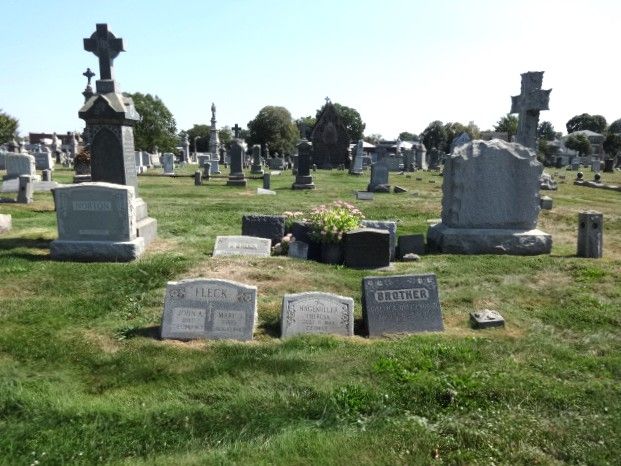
[[213, 236, 271, 257], [171, 307, 207, 333], [282, 293, 353, 337]]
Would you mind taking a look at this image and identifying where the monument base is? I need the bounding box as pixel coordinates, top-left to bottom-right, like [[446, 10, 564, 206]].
[[349, 170, 363, 176], [134, 198, 157, 246], [292, 182, 315, 190], [368, 184, 390, 193], [427, 222, 552, 255], [226, 176, 247, 187], [72, 174, 92, 183], [50, 237, 145, 262], [250, 167, 264, 175]]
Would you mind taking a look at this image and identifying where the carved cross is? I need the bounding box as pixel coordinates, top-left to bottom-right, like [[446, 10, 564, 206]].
[[325, 96, 331, 104], [510, 71, 551, 150], [83, 24, 124, 80], [82, 67, 95, 86], [232, 123, 241, 138]]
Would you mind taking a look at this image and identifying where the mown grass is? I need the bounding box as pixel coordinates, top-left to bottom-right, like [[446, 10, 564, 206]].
[[0, 166, 620, 465]]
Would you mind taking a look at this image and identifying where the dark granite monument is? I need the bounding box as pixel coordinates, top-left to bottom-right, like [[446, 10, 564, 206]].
[[362, 273, 444, 336], [226, 139, 247, 187], [344, 228, 390, 268], [242, 214, 285, 245], [311, 99, 349, 169], [292, 139, 315, 189]]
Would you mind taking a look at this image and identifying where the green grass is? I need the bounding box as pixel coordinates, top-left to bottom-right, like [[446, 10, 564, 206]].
[[0, 166, 620, 465]]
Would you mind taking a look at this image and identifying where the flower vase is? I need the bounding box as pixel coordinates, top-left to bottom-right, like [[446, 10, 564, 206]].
[[321, 242, 343, 264]]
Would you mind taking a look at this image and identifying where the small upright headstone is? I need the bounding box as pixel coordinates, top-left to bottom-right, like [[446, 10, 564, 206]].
[[242, 214, 285, 245], [349, 140, 364, 175], [397, 234, 426, 258], [161, 278, 257, 341], [540, 196, 553, 210], [41, 169, 52, 182], [0, 214, 11, 234], [344, 228, 390, 268], [204, 162, 211, 179], [577, 211, 603, 258], [281, 292, 354, 337], [194, 170, 202, 186], [263, 173, 271, 189], [162, 153, 175, 175], [292, 139, 315, 189], [4, 153, 38, 181], [362, 273, 444, 337], [17, 175, 34, 204], [288, 241, 309, 259], [361, 220, 397, 261]]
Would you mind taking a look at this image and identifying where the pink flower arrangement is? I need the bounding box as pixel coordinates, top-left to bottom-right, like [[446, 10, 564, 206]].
[[307, 200, 365, 244]]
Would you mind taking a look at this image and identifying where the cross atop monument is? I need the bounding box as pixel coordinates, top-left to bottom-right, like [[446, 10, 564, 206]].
[[83, 24, 124, 81], [510, 71, 551, 151], [325, 96, 331, 104], [82, 67, 95, 86], [232, 123, 241, 138]]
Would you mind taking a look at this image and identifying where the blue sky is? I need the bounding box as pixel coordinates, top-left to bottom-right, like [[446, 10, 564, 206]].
[[2, 0, 619, 139]]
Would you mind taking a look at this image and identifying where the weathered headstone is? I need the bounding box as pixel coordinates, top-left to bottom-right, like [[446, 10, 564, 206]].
[[367, 161, 390, 192], [356, 191, 374, 200], [577, 211, 603, 258], [288, 241, 309, 259], [250, 144, 264, 175], [361, 220, 397, 261], [194, 170, 202, 186], [292, 139, 315, 189], [241, 214, 285, 245], [397, 234, 426, 258], [281, 292, 354, 337], [226, 140, 247, 187], [362, 273, 444, 336], [34, 148, 54, 171], [262, 173, 271, 189], [50, 182, 154, 261], [161, 278, 257, 341], [162, 153, 175, 175], [17, 175, 34, 204], [3, 153, 38, 181], [41, 169, 52, 182], [213, 235, 271, 257], [344, 228, 390, 268], [470, 309, 505, 329], [427, 140, 552, 255], [290, 221, 322, 261], [350, 140, 364, 175], [540, 195, 553, 210], [311, 99, 349, 169], [510, 71, 551, 151]]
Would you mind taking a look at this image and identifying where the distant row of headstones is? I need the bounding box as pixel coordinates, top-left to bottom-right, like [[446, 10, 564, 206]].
[[161, 274, 444, 341]]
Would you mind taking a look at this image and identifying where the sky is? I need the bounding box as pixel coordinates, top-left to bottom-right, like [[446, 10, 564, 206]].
[[1, 0, 619, 140]]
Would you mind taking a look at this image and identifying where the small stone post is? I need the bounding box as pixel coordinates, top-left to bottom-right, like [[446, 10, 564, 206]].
[[577, 211, 603, 258], [42, 169, 52, 182], [194, 170, 202, 186], [263, 173, 271, 189], [203, 162, 211, 180]]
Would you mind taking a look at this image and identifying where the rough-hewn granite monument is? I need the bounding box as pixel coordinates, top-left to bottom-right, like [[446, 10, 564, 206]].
[[427, 139, 552, 255], [511, 71, 551, 151]]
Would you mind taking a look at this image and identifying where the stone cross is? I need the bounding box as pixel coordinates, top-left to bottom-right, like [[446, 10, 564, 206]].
[[510, 71, 551, 151], [232, 123, 241, 138], [82, 67, 95, 86], [325, 96, 331, 104], [83, 24, 124, 80]]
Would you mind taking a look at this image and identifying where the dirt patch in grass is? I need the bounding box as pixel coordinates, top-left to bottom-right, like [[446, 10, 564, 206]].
[[142, 237, 180, 256], [82, 329, 122, 354]]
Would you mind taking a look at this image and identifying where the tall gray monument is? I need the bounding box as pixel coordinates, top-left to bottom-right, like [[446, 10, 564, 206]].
[[292, 139, 315, 189], [209, 103, 219, 159], [511, 71, 551, 151]]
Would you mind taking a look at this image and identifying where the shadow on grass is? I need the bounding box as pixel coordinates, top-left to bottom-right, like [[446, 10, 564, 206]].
[[0, 236, 52, 261], [118, 325, 161, 340]]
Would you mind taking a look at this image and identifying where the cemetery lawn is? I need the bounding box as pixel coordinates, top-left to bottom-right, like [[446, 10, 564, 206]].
[[1, 167, 620, 465]]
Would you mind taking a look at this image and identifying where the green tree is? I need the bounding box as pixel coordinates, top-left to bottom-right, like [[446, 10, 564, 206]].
[[538, 139, 558, 165], [603, 133, 621, 161], [537, 121, 556, 141], [608, 118, 621, 134], [0, 110, 18, 145], [565, 134, 591, 156], [363, 134, 382, 144], [219, 126, 233, 148], [295, 116, 317, 140], [566, 113, 607, 134], [186, 124, 211, 152], [466, 121, 481, 140], [421, 120, 448, 152], [494, 114, 518, 142], [247, 106, 298, 155], [127, 93, 177, 152], [315, 103, 365, 142], [398, 131, 419, 141]]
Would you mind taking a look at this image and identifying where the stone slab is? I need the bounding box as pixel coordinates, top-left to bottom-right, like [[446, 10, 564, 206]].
[[2, 179, 57, 193], [356, 191, 374, 200], [161, 278, 257, 341], [257, 188, 276, 195], [427, 223, 552, 255], [397, 234, 426, 257], [344, 228, 390, 268], [288, 241, 308, 259], [362, 273, 444, 336], [361, 220, 397, 260], [470, 309, 505, 329], [281, 292, 354, 338], [242, 214, 285, 245], [213, 235, 271, 257], [50, 237, 145, 262]]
